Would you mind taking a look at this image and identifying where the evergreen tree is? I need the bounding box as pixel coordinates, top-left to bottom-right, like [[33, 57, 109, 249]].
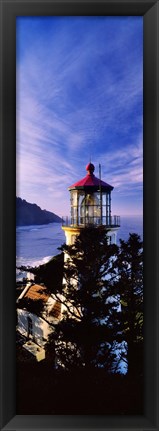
[[115, 233, 143, 376], [49, 227, 120, 372]]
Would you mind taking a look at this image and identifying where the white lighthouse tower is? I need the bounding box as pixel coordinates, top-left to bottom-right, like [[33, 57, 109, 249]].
[[62, 162, 120, 246]]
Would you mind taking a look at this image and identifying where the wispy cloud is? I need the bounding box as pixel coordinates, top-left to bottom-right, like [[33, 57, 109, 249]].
[[16, 16, 143, 216]]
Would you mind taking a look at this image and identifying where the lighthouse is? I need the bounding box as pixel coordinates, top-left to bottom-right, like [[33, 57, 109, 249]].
[[62, 162, 120, 246]]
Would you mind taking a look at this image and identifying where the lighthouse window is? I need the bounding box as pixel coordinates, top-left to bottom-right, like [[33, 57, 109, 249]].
[[80, 193, 101, 225], [71, 191, 77, 206]]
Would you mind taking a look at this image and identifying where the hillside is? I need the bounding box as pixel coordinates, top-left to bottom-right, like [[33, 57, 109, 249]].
[[16, 197, 62, 226]]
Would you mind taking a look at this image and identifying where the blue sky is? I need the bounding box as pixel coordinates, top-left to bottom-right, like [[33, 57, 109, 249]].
[[16, 16, 143, 217]]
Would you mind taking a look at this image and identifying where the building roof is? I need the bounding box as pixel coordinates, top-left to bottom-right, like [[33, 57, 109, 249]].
[[24, 284, 50, 303], [68, 163, 113, 191], [18, 283, 61, 321], [50, 301, 61, 319]]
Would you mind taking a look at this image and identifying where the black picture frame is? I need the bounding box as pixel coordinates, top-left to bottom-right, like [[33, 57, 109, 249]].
[[0, 0, 159, 430]]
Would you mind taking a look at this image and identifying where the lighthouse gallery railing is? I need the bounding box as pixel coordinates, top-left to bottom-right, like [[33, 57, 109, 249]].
[[62, 215, 120, 228]]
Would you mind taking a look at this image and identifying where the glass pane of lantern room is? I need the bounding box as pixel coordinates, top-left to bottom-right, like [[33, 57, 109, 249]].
[[93, 192, 100, 225], [80, 192, 101, 225], [71, 190, 77, 206], [102, 193, 106, 205], [102, 193, 106, 225], [70, 191, 77, 225], [78, 192, 85, 225], [78, 192, 85, 206]]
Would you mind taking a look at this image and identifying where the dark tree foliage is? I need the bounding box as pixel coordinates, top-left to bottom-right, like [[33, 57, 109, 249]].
[[17, 297, 45, 317], [16, 230, 144, 414], [48, 227, 121, 372], [17, 228, 143, 378], [33, 253, 64, 293], [17, 253, 64, 293], [115, 233, 143, 376]]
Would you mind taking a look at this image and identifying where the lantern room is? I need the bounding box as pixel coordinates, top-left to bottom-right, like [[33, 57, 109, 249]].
[[65, 163, 120, 228], [62, 162, 120, 245]]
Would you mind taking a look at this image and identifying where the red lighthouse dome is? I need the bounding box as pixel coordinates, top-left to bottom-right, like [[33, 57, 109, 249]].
[[86, 162, 95, 175], [68, 162, 113, 190]]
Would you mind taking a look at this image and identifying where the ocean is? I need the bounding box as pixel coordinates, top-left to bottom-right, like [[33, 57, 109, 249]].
[[16, 215, 143, 276]]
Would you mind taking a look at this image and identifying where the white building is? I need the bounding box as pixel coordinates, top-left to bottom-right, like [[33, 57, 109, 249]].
[[17, 283, 61, 361]]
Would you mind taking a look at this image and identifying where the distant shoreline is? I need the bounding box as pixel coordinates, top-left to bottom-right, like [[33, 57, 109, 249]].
[[16, 197, 62, 226], [16, 221, 62, 228]]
